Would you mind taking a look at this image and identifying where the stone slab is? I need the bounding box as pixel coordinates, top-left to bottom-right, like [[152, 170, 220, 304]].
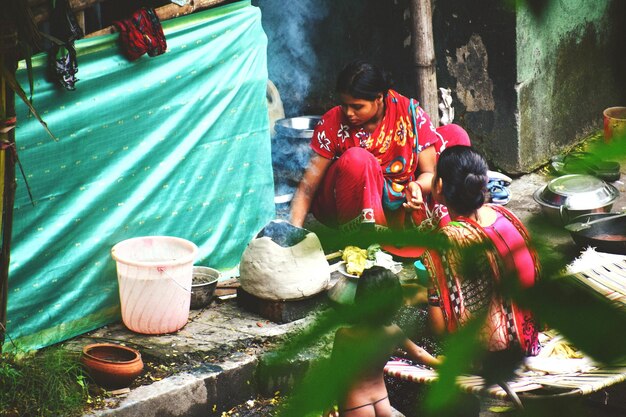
[[237, 286, 329, 323]]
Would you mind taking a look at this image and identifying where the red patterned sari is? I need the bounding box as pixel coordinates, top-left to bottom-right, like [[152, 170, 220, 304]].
[[309, 90, 470, 232]]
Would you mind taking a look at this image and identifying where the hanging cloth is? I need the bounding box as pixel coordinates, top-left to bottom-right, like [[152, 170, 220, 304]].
[[47, 0, 84, 90], [114, 8, 167, 61]]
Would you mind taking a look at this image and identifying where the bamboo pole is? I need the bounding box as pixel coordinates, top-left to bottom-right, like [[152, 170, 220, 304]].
[[0, 24, 17, 349], [410, 0, 439, 126], [85, 0, 231, 38], [32, 0, 231, 33]]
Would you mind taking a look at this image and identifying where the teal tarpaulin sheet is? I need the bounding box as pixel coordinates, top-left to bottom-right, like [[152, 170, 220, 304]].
[[7, 1, 274, 352]]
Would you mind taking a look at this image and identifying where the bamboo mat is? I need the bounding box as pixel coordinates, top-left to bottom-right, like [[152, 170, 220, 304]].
[[384, 359, 626, 399], [569, 259, 626, 306]]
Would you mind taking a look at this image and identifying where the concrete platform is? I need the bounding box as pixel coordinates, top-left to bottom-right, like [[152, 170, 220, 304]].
[[73, 166, 626, 417]]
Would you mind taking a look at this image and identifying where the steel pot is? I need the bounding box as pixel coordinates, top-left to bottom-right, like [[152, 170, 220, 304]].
[[533, 175, 619, 225], [565, 212, 626, 255]]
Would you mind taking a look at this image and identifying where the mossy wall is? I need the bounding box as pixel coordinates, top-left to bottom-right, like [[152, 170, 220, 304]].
[[516, 0, 626, 172], [431, 0, 517, 172]]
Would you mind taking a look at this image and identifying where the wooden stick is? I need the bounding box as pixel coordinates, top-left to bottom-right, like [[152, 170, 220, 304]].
[[410, 0, 439, 126], [76, 10, 85, 35], [325, 250, 343, 261], [85, 0, 232, 38]]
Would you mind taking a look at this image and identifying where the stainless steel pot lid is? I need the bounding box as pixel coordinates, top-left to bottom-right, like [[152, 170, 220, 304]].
[[534, 174, 619, 209]]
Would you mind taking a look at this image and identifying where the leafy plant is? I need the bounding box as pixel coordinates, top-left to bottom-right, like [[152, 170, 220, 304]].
[[0, 347, 90, 417]]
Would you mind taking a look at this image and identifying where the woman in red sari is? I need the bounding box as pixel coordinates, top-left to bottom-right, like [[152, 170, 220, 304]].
[[289, 60, 470, 235], [422, 146, 540, 356]]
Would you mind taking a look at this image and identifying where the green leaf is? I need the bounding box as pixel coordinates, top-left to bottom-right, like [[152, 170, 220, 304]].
[[423, 316, 484, 414], [1, 66, 57, 142], [523, 275, 626, 364]]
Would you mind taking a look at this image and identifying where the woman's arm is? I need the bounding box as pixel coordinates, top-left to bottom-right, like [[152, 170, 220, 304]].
[[415, 145, 436, 194], [290, 153, 332, 227], [428, 304, 446, 336], [403, 145, 436, 211]]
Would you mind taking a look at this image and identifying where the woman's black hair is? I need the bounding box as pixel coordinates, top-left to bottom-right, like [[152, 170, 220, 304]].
[[436, 145, 489, 215], [335, 60, 392, 101], [354, 266, 403, 326]]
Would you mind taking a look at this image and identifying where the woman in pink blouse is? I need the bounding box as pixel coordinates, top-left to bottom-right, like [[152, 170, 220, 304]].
[[422, 146, 540, 356]]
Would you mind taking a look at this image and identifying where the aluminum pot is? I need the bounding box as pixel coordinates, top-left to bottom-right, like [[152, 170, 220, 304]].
[[533, 175, 619, 226], [327, 275, 359, 306], [274, 116, 321, 139]]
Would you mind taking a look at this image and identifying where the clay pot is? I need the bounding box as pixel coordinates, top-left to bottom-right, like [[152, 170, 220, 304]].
[[81, 343, 144, 389]]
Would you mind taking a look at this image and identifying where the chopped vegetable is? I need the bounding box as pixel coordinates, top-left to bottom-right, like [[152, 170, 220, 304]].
[[366, 243, 381, 260], [342, 246, 368, 276]]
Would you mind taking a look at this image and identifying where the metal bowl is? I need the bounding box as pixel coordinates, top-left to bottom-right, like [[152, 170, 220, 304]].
[[533, 175, 619, 225], [274, 116, 321, 138], [190, 266, 219, 309]]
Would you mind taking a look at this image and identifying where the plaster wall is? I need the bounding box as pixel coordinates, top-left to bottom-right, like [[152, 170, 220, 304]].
[[516, 0, 626, 172], [431, 0, 517, 171]]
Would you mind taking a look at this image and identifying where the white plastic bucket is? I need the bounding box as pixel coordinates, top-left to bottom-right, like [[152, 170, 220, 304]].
[[111, 236, 198, 334]]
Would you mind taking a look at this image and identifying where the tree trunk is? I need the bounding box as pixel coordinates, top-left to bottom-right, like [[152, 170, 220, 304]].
[[0, 24, 18, 349], [410, 0, 439, 126]]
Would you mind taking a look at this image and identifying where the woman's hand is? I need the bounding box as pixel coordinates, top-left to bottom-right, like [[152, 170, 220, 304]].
[[402, 181, 424, 211]]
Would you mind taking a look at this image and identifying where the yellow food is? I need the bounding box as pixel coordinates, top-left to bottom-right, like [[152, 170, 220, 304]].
[[544, 340, 583, 359], [342, 246, 368, 276]]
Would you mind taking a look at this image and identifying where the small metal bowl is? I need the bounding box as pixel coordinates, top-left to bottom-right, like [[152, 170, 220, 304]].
[[274, 116, 321, 138], [190, 266, 219, 309], [533, 175, 619, 225]]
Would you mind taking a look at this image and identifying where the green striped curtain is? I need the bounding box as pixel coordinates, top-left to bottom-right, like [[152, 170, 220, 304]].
[[6, 1, 274, 352]]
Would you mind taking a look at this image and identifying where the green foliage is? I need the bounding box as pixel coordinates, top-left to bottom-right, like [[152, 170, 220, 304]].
[[0, 347, 89, 417]]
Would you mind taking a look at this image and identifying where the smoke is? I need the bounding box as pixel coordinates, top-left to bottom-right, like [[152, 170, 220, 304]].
[[258, 0, 329, 115], [272, 134, 311, 177]]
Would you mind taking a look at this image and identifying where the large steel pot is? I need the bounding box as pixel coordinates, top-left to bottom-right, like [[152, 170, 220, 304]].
[[533, 175, 619, 226], [272, 116, 322, 191]]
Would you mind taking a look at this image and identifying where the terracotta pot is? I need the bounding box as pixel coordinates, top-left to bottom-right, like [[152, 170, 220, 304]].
[[81, 343, 144, 389]]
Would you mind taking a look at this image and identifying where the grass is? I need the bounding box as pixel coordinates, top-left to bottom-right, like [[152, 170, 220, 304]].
[[0, 346, 89, 417]]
